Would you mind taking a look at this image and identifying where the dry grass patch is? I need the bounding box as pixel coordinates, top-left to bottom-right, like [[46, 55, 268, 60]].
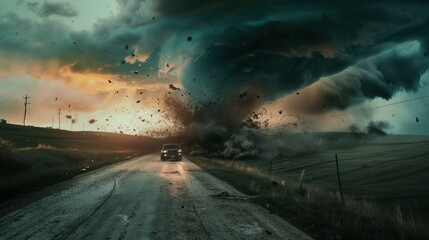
[[188, 155, 429, 240]]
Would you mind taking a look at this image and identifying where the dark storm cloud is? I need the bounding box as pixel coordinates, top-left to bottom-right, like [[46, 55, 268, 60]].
[[175, 2, 429, 106], [27, 1, 78, 18], [1, 0, 429, 150], [0, 12, 161, 81], [180, 24, 350, 104], [2, 0, 429, 111], [150, 0, 429, 150], [286, 40, 429, 114]]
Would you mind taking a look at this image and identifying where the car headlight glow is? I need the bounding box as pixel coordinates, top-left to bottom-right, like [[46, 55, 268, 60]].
[[162, 150, 167, 153]]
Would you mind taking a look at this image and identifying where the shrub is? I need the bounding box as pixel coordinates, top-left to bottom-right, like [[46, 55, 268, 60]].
[[0, 139, 14, 163], [0, 139, 26, 173]]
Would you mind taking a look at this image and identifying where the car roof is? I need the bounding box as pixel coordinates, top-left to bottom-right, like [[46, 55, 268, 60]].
[[162, 143, 181, 148]]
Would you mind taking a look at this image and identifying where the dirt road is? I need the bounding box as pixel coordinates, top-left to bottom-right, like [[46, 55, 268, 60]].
[[0, 154, 312, 240]]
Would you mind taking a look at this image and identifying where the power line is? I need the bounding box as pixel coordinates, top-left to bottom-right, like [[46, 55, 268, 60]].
[[315, 94, 429, 120]]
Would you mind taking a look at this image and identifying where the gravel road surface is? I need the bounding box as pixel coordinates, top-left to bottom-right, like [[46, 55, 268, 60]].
[[0, 154, 313, 240]]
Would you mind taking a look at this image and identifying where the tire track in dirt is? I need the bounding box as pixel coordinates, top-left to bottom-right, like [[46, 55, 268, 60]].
[[53, 180, 117, 240]]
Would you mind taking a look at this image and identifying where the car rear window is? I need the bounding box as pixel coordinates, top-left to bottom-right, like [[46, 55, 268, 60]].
[[163, 144, 180, 150]]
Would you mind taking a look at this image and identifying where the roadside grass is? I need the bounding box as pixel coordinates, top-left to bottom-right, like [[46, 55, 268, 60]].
[[187, 155, 429, 240], [0, 146, 138, 198], [0, 124, 171, 203]]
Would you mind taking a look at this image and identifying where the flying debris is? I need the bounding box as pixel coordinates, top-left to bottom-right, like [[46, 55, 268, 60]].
[[134, 70, 139, 74], [125, 44, 129, 50], [187, 36, 192, 41], [279, 110, 283, 114], [136, 100, 141, 103], [71, 119, 76, 124], [416, 117, 420, 122], [238, 91, 247, 98], [296, 92, 300, 95], [55, 97, 58, 101], [68, 104, 71, 108], [121, 60, 126, 64], [65, 115, 72, 119], [108, 80, 112, 83], [169, 84, 181, 91], [89, 119, 97, 124]]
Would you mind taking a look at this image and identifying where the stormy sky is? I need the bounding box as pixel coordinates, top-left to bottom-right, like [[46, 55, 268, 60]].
[[0, 0, 428, 135]]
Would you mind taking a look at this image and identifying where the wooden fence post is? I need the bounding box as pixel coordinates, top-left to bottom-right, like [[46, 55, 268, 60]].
[[268, 153, 274, 175], [299, 169, 305, 191], [335, 153, 344, 205]]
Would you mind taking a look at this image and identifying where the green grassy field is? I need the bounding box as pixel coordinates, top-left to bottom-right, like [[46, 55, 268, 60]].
[[0, 123, 166, 202], [239, 134, 429, 213], [188, 133, 429, 240]]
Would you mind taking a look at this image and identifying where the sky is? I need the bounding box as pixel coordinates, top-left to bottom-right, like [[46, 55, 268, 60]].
[[0, 0, 428, 135]]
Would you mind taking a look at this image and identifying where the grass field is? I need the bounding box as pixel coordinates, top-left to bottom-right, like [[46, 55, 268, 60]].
[[239, 133, 429, 213], [188, 133, 429, 240], [0, 123, 167, 202]]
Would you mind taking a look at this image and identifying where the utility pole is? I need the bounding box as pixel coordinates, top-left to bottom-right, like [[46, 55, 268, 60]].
[[57, 109, 61, 129], [23, 95, 30, 126]]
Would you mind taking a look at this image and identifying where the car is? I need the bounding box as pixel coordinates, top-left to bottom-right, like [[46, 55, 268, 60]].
[[160, 143, 183, 161]]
